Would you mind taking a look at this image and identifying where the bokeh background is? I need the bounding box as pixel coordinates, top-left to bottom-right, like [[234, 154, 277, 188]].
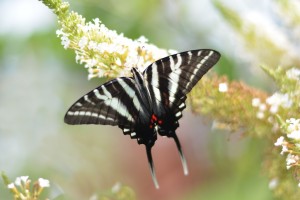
[[1, 0, 295, 199]]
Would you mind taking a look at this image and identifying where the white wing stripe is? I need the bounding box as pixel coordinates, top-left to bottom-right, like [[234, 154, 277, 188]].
[[153, 87, 162, 102], [102, 86, 112, 98], [104, 98, 133, 121], [67, 111, 74, 116], [118, 78, 141, 112], [151, 63, 162, 105], [169, 96, 176, 102], [169, 56, 175, 70], [196, 50, 214, 71], [132, 96, 141, 111], [94, 89, 107, 100], [123, 128, 130, 132], [187, 51, 192, 64], [187, 50, 214, 89], [67, 111, 100, 118], [174, 54, 182, 69], [84, 95, 95, 105], [168, 67, 181, 105], [98, 114, 106, 119], [131, 132, 136, 137], [118, 79, 135, 97], [75, 102, 82, 107], [179, 103, 185, 109], [168, 73, 181, 105], [175, 112, 182, 117]]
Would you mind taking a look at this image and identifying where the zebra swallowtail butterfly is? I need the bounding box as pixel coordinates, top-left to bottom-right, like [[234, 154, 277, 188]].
[[64, 49, 220, 188]]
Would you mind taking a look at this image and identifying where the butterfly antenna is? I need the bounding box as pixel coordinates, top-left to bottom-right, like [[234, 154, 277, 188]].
[[146, 145, 159, 189], [173, 134, 189, 176]]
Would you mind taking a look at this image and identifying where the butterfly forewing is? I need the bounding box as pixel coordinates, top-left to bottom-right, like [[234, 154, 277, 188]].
[[64, 77, 138, 127], [143, 49, 220, 111]]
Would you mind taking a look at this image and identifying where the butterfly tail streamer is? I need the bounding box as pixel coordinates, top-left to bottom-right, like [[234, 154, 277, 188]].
[[173, 134, 189, 176], [146, 145, 159, 189]]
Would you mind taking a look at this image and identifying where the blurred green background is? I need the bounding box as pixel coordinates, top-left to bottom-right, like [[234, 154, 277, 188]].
[[0, 0, 286, 199]]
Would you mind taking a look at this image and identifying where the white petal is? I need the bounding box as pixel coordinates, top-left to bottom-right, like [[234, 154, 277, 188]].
[[218, 83, 228, 92], [38, 178, 50, 188]]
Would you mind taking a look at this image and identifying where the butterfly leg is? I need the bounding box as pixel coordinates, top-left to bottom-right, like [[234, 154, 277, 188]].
[[145, 145, 159, 189], [172, 133, 189, 176]]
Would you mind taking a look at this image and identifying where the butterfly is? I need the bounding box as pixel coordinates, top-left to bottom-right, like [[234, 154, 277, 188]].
[[64, 49, 221, 188]]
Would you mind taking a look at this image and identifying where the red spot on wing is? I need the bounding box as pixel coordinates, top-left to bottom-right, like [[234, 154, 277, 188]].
[[150, 114, 163, 126], [149, 114, 160, 129], [151, 114, 157, 121]]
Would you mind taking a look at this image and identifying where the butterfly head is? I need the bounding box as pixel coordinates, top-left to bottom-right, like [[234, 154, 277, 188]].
[[130, 67, 141, 76]]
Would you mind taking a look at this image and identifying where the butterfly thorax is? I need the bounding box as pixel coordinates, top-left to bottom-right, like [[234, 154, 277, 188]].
[[131, 67, 153, 111]]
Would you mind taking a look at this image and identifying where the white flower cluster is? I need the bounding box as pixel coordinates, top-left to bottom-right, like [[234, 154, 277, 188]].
[[7, 176, 29, 189], [251, 97, 267, 119], [266, 92, 293, 114], [286, 153, 299, 170], [6, 175, 50, 199], [252, 67, 299, 120], [274, 118, 300, 187], [286, 118, 300, 140], [57, 18, 171, 79], [286, 68, 300, 81], [7, 175, 50, 189], [274, 136, 288, 155], [56, 29, 70, 49], [252, 92, 293, 120]]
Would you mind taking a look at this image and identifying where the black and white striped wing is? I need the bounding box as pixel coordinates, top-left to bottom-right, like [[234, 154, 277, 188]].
[[64, 77, 139, 127], [143, 49, 220, 116]]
